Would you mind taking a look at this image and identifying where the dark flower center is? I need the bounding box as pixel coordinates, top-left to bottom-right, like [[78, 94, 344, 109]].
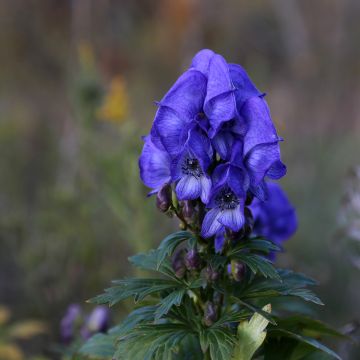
[[216, 187, 240, 210], [181, 157, 202, 178]]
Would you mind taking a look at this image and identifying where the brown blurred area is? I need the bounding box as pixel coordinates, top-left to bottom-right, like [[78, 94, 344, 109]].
[[0, 0, 359, 358]]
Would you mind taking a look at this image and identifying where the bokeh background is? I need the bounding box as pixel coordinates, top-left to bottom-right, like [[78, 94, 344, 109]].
[[0, 0, 359, 358]]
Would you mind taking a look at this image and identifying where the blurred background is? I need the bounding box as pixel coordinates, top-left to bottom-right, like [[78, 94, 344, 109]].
[[0, 0, 359, 358]]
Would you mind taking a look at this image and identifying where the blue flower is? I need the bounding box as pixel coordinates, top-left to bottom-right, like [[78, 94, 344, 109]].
[[250, 182, 297, 245], [201, 146, 249, 238], [139, 135, 171, 195]]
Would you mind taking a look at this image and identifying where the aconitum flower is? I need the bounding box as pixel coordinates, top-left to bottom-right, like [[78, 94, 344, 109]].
[[60, 304, 82, 343], [250, 182, 297, 246], [139, 48, 287, 240]]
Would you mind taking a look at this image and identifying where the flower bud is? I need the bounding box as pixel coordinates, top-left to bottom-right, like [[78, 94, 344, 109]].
[[185, 249, 201, 271], [204, 301, 218, 326], [231, 261, 246, 282], [156, 184, 172, 212], [204, 266, 220, 283], [243, 207, 254, 237], [171, 250, 186, 278], [181, 200, 194, 222]]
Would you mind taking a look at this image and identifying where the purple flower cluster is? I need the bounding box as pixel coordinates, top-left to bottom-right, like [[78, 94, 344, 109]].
[[139, 49, 294, 243]]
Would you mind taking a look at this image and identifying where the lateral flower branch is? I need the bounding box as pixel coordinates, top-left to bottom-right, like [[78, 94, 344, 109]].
[[79, 50, 345, 360]]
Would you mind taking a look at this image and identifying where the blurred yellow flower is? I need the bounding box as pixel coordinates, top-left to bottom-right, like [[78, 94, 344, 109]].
[[97, 76, 129, 124], [9, 321, 47, 340], [0, 344, 23, 360], [0, 306, 11, 326], [78, 42, 95, 72]]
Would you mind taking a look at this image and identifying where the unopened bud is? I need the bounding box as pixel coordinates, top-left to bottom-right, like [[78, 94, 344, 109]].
[[231, 261, 246, 282], [156, 184, 172, 212], [185, 249, 201, 271], [181, 200, 194, 222], [243, 207, 254, 237], [171, 250, 186, 278], [205, 266, 220, 282], [204, 302, 218, 326]]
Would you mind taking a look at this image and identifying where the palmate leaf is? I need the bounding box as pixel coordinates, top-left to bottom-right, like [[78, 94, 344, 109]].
[[114, 323, 196, 360], [230, 253, 281, 280], [200, 327, 236, 360], [227, 238, 281, 256], [109, 305, 157, 337], [89, 278, 182, 306], [78, 333, 116, 359], [240, 269, 323, 306], [232, 304, 272, 360], [129, 250, 177, 279], [155, 288, 186, 320]]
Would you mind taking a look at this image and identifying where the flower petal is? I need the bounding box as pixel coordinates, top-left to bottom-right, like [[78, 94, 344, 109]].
[[176, 175, 202, 200], [191, 49, 215, 75], [200, 176, 212, 204], [160, 69, 207, 122], [201, 208, 222, 238], [218, 206, 245, 232], [245, 143, 286, 186], [242, 97, 280, 155], [139, 136, 171, 191], [153, 106, 188, 157], [204, 55, 237, 132], [212, 131, 234, 160], [229, 63, 262, 106]]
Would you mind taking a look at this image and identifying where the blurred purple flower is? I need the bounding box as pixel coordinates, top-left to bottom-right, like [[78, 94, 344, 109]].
[[60, 304, 82, 344], [81, 306, 110, 340], [250, 182, 297, 246]]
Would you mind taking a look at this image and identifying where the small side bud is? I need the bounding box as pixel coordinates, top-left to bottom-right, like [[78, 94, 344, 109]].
[[171, 250, 186, 278], [243, 207, 254, 237], [204, 266, 220, 283], [231, 260, 246, 282], [185, 248, 201, 271], [204, 301, 218, 326], [156, 184, 172, 212], [181, 200, 194, 222]]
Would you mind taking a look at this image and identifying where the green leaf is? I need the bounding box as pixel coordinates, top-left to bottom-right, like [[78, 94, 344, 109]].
[[115, 323, 194, 360], [89, 278, 182, 306], [267, 329, 342, 360], [155, 289, 186, 320], [231, 298, 276, 325], [232, 304, 271, 360], [109, 305, 157, 337], [230, 253, 281, 280], [129, 251, 177, 279], [228, 238, 281, 256], [78, 333, 116, 359], [157, 231, 194, 269], [201, 327, 236, 360], [240, 270, 323, 306]]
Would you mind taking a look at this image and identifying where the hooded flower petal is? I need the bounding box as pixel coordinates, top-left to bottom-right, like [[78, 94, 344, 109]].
[[245, 142, 286, 187], [229, 63, 262, 106], [176, 175, 202, 200], [139, 136, 171, 192], [159, 69, 207, 121], [201, 207, 223, 238], [242, 96, 280, 155], [204, 55, 237, 135], [191, 49, 215, 75]]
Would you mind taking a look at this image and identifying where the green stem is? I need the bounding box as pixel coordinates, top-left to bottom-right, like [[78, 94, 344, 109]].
[[204, 349, 211, 360]]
